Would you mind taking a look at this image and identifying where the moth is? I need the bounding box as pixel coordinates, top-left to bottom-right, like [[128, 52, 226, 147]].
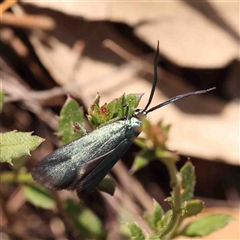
[[31, 42, 215, 196]]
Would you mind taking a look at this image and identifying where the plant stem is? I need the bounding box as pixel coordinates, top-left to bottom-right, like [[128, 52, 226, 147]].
[[159, 157, 182, 239], [0, 172, 34, 183]]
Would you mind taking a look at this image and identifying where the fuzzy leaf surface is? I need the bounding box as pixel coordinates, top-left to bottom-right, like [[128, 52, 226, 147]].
[[87, 93, 142, 129], [58, 96, 85, 145], [180, 161, 195, 202], [132, 149, 155, 172], [153, 199, 164, 230], [181, 214, 233, 237], [182, 199, 204, 218], [127, 223, 145, 240], [0, 131, 44, 163]]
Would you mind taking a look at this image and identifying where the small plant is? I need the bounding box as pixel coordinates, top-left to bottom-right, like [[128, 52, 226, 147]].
[[127, 118, 233, 239], [0, 93, 233, 239]]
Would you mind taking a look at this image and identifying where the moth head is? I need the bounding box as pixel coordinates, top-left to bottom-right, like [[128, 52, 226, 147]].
[[133, 109, 147, 119]]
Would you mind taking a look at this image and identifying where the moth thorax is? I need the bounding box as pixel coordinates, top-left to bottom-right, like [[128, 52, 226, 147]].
[[125, 116, 141, 137]]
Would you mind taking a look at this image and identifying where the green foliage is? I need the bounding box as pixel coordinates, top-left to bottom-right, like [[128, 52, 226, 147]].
[[2, 93, 233, 240], [135, 119, 170, 150], [133, 119, 172, 173], [0, 172, 33, 183], [127, 223, 146, 240], [58, 93, 142, 144], [181, 214, 233, 237], [0, 131, 44, 163], [144, 212, 155, 230], [23, 185, 56, 209], [152, 200, 164, 231], [64, 199, 103, 238], [96, 175, 116, 195], [162, 210, 173, 226], [131, 149, 155, 173], [58, 96, 85, 145], [180, 161, 195, 202], [87, 93, 143, 129], [130, 119, 232, 239], [11, 156, 28, 169], [182, 200, 204, 218], [143, 199, 164, 236]]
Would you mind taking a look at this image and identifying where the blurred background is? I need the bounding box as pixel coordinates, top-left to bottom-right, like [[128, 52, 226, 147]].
[[0, 1, 239, 239]]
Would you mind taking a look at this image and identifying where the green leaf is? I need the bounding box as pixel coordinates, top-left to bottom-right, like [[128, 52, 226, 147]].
[[97, 176, 116, 196], [87, 93, 116, 128], [157, 121, 171, 136], [143, 212, 154, 230], [0, 91, 4, 112], [134, 137, 148, 149], [181, 214, 233, 237], [12, 156, 28, 169], [140, 118, 169, 149], [127, 223, 145, 240], [58, 96, 85, 145], [106, 93, 143, 120], [64, 199, 103, 238], [0, 131, 44, 163], [117, 93, 143, 118], [155, 149, 176, 160], [131, 149, 155, 172], [180, 161, 195, 202], [87, 93, 143, 129], [143, 200, 164, 233], [23, 185, 55, 209], [153, 200, 164, 230], [148, 235, 160, 240], [182, 200, 204, 218], [162, 210, 172, 226]]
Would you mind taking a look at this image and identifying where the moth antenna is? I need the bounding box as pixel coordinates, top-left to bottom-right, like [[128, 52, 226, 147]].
[[144, 41, 159, 111], [146, 87, 216, 114]]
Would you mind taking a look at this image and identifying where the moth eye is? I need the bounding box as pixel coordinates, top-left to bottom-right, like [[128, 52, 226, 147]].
[[133, 109, 146, 119]]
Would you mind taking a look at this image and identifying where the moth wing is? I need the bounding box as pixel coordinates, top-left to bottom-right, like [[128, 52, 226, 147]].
[[31, 152, 76, 190], [77, 149, 115, 180], [76, 139, 133, 196], [31, 149, 114, 191]]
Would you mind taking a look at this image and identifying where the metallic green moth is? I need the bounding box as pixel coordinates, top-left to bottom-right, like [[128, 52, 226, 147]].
[[31, 42, 215, 196]]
